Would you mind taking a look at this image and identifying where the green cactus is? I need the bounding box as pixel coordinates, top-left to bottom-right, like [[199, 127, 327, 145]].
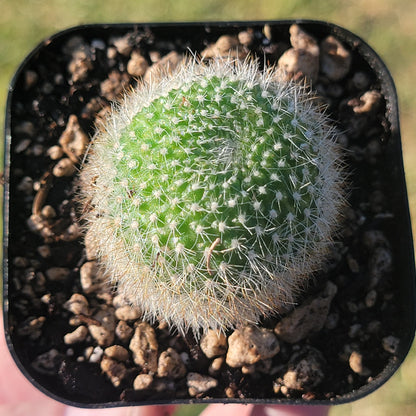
[[80, 58, 346, 335]]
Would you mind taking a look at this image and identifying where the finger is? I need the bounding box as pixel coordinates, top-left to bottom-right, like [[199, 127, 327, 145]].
[[251, 405, 329, 416], [63, 405, 177, 416]]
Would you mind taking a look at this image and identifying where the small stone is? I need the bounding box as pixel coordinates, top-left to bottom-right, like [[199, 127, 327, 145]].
[[62, 223, 82, 242], [200, 330, 228, 358], [88, 306, 116, 347], [53, 158, 76, 177], [209, 356, 224, 375], [64, 326, 88, 344], [17, 316, 46, 340], [37, 245, 51, 258], [31, 349, 62, 375], [133, 374, 154, 390], [24, 70, 38, 89], [144, 51, 183, 83], [201, 35, 244, 59], [320, 35, 352, 81], [68, 45, 93, 83], [87, 346, 104, 363], [352, 71, 371, 90], [187, 372, 218, 397], [349, 351, 371, 376], [17, 176, 33, 194], [282, 346, 326, 391], [226, 325, 280, 368], [101, 356, 127, 387], [115, 320, 134, 343], [382, 335, 400, 354], [127, 51, 149, 77], [369, 247, 393, 288], [64, 293, 89, 315], [47, 145, 64, 160], [41, 205, 56, 219], [15, 138, 31, 154], [278, 24, 319, 82], [274, 281, 338, 343], [115, 305, 142, 321], [80, 261, 107, 294], [129, 322, 158, 372], [350, 90, 382, 114], [104, 345, 129, 361], [157, 347, 187, 379], [112, 33, 133, 56], [59, 115, 89, 162], [45, 267, 70, 282], [100, 70, 131, 101], [238, 30, 254, 47], [365, 290, 377, 308]]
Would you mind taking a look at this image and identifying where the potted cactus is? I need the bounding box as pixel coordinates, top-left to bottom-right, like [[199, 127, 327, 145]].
[[3, 20, 415, 407]]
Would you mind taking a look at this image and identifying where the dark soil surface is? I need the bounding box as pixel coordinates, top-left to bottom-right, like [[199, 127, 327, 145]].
[[4, 21, 415, 407]]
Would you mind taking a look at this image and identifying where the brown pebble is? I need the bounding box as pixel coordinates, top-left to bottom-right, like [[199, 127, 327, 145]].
[[349, 351, 371, 376], [52, 158, 76, 177], [187, 372, 218, 397], [88, 306, 116, 347], [200, 330, 228, 358], [382, 335, 400, 354], [59, 115, 89, 162], [127, 51, 149, 77], [104, 345, 129, 361], [320, 35, 352, 81], [100, 356, 127, 387], [129, 322, 158, 372], [64, 293, 89, 315], [46, 267, 70, 282], [133, 374, 153, 390], [157, 347, 187, 379], [226, 325, 280, 368], [115, 320, 134, 343], [64, 326, 89, 345], [115, 305, 142, 321], [350, 90, 382, 114], [275, 281, 338, 343]]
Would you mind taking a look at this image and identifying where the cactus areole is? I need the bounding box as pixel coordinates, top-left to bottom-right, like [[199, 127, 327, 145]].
[[80, 58, 346, 335]]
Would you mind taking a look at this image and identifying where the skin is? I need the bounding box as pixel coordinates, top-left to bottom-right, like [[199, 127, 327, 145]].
[[0, 312, 328, 416]]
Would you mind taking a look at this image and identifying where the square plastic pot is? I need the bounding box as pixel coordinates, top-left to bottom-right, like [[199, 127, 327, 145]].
[[3, 20, 415, 408]]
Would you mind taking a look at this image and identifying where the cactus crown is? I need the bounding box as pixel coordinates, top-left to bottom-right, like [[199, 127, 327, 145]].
[[80, 58, 345, 335]]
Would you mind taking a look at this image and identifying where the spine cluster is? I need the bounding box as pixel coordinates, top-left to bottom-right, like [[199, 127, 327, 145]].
[[80, 58, 346, 335]]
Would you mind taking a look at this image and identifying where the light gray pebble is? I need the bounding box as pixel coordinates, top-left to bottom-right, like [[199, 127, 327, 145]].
[[31, 349, 62, 375], [275, 281, 337, 343], [382, 335, 400, 354], [87, 346, 104, 363], [17, 176, 33, 194], [187, 372, 218, 397], [64, 326, 88, 344]]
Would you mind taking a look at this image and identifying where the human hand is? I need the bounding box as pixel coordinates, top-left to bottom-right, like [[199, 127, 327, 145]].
[[0, 311, 328, 416]]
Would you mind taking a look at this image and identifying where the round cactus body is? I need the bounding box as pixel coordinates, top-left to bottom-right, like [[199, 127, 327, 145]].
[[80, 58, 345, 335]]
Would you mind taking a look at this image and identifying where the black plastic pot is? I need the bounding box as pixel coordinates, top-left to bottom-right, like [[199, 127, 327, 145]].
[[3, 20, 415, 408]]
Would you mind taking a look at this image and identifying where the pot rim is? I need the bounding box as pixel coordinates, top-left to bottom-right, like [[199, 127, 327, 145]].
[[3, 19, 415, 408]]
